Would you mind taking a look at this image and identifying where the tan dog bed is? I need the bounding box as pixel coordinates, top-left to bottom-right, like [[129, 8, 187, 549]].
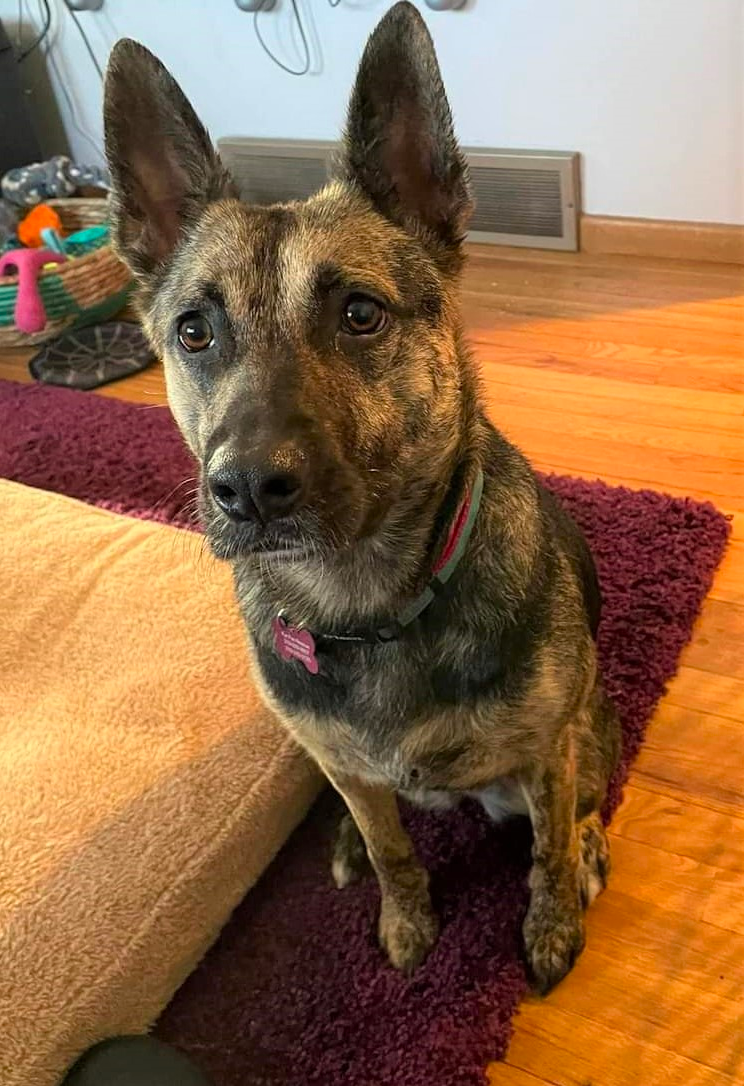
[[0, 481, 322, 1086]]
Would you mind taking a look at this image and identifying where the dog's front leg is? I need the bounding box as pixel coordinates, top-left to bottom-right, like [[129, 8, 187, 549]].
[[520, 732, 585, 993], [322, 767, 438, 973]]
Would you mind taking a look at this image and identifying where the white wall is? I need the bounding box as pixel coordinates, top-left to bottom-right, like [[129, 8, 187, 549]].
[[4, 0, 743, 224]]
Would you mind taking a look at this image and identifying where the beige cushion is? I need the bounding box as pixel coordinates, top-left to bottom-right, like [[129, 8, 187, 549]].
[[0, 480, 321, 1086]]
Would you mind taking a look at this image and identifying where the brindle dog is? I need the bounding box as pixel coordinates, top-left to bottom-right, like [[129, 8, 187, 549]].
[[104, 2, 620, 992]]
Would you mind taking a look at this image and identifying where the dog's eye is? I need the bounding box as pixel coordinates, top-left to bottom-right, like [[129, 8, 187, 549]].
[[341, 295, 386, 336], [178, 313, 214, 352]]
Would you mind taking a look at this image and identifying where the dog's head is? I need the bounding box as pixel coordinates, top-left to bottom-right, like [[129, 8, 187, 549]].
[[104, 2, 473, 562]]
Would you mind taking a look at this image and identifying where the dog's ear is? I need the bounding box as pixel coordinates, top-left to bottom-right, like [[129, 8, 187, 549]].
[[104, 39, 235, 281], [339, 2, 471, 259]]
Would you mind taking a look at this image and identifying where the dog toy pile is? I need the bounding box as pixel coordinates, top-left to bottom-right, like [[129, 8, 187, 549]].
[[28, 321, 156, 391], [0, 200, 17, 251], [1, 154, 109, 208], [0, 155, 129, 347], [0, 202, 111, 334]]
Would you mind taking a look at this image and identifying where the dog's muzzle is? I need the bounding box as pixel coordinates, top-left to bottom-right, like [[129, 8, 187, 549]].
[[207, 441, 311, 526]]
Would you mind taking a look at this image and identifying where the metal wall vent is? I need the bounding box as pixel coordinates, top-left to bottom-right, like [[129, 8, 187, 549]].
[[218, 138, 579, 251], [219, 138, 334, 205]]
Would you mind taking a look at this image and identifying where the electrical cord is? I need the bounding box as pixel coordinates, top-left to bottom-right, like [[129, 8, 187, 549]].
[[67, 3, 104, 81], [13, 0, 23, 51], [36, 0, 104, 158], [16, 0, 51, 61], [254, 0, 310, 76], [47, 41, 104, 157]]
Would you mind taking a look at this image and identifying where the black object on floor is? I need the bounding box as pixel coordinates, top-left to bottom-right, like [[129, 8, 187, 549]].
[[61, 1035, 212, 1086], [29, 322, 155, 390]]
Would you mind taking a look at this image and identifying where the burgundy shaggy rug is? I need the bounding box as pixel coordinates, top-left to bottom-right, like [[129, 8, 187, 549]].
[[0, 379, 731, 1086]]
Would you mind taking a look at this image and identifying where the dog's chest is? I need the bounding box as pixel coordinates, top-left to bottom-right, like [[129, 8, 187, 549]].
[[252, 632, 427, 742], [250, 630, 522, 793]]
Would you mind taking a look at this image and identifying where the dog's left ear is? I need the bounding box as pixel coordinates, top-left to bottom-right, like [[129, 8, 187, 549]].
[[339, 2, 471, 261], [104, 39, 235, 283]]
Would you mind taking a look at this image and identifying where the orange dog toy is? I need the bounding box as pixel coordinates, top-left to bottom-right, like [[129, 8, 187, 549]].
[[17, 204, 63, 249]]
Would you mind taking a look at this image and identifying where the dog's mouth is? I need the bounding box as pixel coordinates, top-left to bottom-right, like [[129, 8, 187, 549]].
[[197, 488, 324, 564], [206, 520, 322, 564], [210, 534, 320, 565], [197, 464, 375, 563]]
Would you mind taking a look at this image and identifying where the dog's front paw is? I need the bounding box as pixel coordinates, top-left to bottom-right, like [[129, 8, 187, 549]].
[[378, 897, 439, 974], [523, 897, 585, 994], [578, 812, 611, 908], [331, 812, 371, 889]]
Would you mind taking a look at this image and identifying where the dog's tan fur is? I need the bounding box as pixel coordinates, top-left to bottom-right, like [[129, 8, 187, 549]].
[[104, 2, 621, 992]]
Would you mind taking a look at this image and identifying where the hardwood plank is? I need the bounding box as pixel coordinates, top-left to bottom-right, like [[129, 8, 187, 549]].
[[483, 377, 743, 437], [630, 703, 743, 817], [468, 326, 744, 382], [462, 266, 743, 305], [664, 667, 744, 722], [610, 786, 743, 872], [529, 463, 742, 513], [588, 887, 743, 993], [477, 358, 742, 417], [677, 600, 744, 679], [465, 294, 744, 340], [468, 317, 744, 364], [541, 948, 742, 1075], [492, 400, 742, 458], [466, 242, 743, 278], [506, 427, 742, 502], [488, 1063, 552, 1086], [502, 1003, 741, 1086], [706, 543, 744, 605], [606, 834, 743, 935]]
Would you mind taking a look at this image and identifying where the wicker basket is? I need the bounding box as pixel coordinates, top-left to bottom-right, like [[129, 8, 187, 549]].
[[0, 198, 133, 348]]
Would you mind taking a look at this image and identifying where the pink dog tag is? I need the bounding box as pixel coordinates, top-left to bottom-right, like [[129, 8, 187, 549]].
[[272, 615, 319, 675]]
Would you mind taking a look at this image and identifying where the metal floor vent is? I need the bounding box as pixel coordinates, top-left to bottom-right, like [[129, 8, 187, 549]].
[[218, 138, 580, 251]]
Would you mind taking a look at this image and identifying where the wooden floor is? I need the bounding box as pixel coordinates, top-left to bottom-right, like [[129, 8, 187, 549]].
[[1, 245, 742, 1085]]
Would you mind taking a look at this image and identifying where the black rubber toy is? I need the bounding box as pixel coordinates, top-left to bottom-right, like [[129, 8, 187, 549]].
[[29, 321, 155, 391], [60, 1035, 212, 1086]]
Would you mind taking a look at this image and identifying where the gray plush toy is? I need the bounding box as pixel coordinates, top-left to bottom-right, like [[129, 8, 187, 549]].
[[1, 155, 109, 208]]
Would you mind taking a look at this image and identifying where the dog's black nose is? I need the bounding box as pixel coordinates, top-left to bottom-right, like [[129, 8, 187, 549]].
[[208, 447, 308, 524]]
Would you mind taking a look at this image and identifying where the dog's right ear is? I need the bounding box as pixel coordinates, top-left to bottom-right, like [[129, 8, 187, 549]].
[[104, 40, 235, 282], [338, 2, 471, 264]]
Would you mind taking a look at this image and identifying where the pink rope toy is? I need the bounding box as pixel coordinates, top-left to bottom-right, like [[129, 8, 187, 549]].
[[0, 248, 67, 334]]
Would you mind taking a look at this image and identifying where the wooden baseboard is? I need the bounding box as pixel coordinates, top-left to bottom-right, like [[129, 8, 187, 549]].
[[580, 214, 743, 264]]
